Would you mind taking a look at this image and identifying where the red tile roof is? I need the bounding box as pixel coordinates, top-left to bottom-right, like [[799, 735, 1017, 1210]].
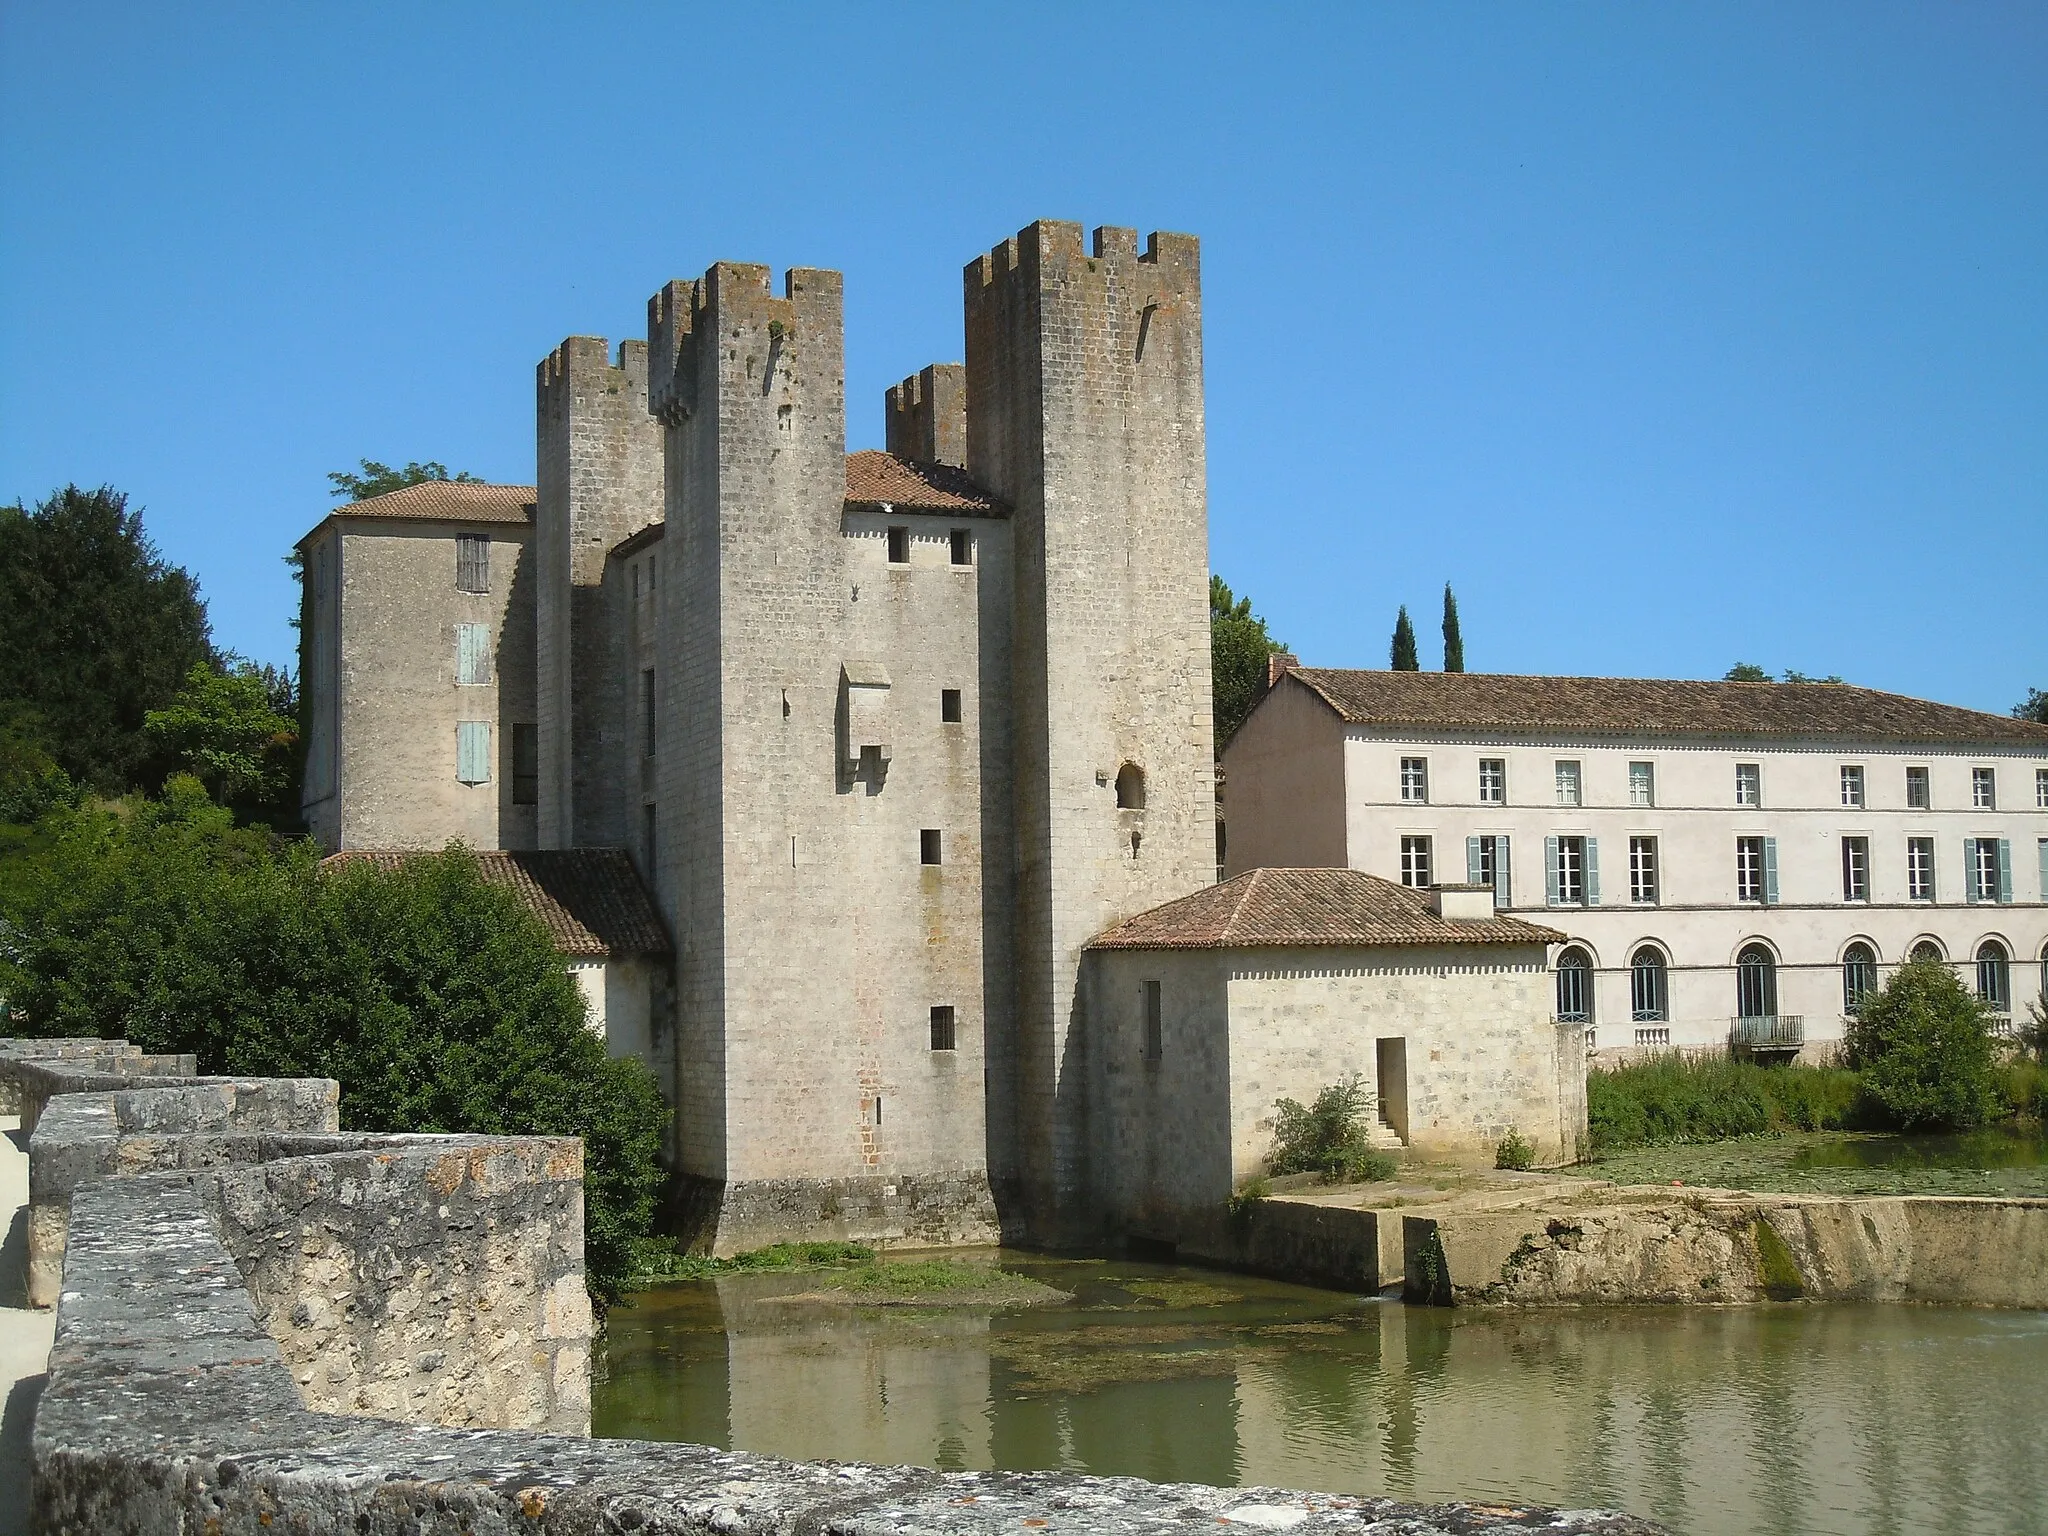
[[323, 848, 669, 958], [1088, 867, 1564, 951], [1278, 669, 2048, 748], [328, 481, 537, 525], [844, 451, 1004, 515]]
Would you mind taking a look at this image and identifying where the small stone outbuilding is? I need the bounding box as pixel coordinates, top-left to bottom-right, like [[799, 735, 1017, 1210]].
[[1082, 867, 1576, 1245]]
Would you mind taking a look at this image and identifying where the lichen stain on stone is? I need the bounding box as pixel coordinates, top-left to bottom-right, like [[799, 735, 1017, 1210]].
[[1751, 1217, 1805, 1301]]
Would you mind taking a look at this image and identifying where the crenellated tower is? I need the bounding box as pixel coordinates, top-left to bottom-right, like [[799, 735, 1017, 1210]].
[[884, 363, 967, 468]]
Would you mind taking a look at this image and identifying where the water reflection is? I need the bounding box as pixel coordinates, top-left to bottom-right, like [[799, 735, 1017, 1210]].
[[596, 1257, 2048, 1536]]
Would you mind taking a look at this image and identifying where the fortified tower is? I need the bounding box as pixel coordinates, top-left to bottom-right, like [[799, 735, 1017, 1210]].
[[885, 363, 967, 468], [535, 337, 663, 848], [965, 222, 1216, 1235]]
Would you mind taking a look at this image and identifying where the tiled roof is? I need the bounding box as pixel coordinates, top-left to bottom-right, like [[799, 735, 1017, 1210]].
[[323, 848, 669, 958], [844, 451, 1005, 515], [1280, 669, 2048, 748], [1088, 867, 1564, 951], [330, 481, 537, 525]]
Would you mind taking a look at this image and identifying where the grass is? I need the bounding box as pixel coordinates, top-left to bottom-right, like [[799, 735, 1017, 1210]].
[[1588, 1055, 1867, 1150], [626, 1239, 875, 1285], [1587, 1129, 2048, 1199]]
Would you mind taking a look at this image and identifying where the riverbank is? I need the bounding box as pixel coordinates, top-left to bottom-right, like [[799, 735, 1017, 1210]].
[[1585, 1126, 2048, 1198]]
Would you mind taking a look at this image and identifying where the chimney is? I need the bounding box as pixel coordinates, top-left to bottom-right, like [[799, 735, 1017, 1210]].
[[1266, 652, 1298, 688], [1428, 884, 1497, 922]]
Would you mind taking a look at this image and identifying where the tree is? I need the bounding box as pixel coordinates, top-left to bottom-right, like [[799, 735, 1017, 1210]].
[[1390, 606, 1419, 671], [1724, 663, 1771, 682], [1843, 958, 1999, 1131], [0, 486, 214, 792], [0, 795, 668, 1304], [1440, 584, 1465, 672], [143, 661, 299, 819], [1210, 574, 1287, 749], [328, 460, 482, 502], [2014, 688, 2048, 725]]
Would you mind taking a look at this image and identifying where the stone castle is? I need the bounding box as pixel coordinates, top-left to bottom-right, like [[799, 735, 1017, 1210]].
[[301, 221, 1220, 1250]]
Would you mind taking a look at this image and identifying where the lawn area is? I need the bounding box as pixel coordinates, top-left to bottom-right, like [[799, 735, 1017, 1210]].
[[1587, 1127, 2048, 1199]]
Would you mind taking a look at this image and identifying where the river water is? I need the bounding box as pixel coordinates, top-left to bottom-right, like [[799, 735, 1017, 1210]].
[[596, 1256, 2048, 1536]]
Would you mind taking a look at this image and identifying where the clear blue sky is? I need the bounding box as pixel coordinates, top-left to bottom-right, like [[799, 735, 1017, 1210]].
[[3, 3, 2042, 712]]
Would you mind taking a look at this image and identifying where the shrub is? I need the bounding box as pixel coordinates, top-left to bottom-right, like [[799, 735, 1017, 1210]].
[[1269, 1073, 1397, 1182], [1587, 1054, 1867, 1150], [1494, 1127, 1537, 1170], [1844, 959, 1999, 1131], [0, 789, 669, 1305]]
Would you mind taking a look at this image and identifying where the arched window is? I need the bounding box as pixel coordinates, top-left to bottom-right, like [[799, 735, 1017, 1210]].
[[1555, 947, 1593, 1023], [1629, 947, 1668, 1022], [1976, 940, 2011, 1014], [1115, 763, 1146, 810], [1842, 942, 1878, 1015], [1736, 944, 1777, 1020], [1909, 939, 1945, 965]]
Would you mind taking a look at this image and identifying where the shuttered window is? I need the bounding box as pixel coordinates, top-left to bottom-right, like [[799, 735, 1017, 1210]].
[[456, 721, 491, 785], [456, 535, 490, 593], [1547, 836, 1592, 906], [1467, 835, 1510, 908], [456, 623, 491, 685]]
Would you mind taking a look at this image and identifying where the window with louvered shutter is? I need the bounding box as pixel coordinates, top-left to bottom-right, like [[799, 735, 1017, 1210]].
[[456, 535, 490, 593], [456, 721, 491, 784], [456, 623, 491, 685]]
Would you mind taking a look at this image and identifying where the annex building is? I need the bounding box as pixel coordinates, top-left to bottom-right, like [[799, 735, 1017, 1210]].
[[1223, 667, 2048, 1060]]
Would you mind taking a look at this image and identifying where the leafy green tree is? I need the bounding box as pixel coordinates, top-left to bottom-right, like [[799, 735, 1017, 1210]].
[[1724, 662, 1771, 682], [1781, 669, 1844, 684], [1210, 574, 1287, 749], [1440, 584, 1465, 672], [2014, 688, 2048, 725], [1843, 958, 1999, 1131], [0, 704, 78, 825], [144, 662, 298, 816], [0, 794, 668, 1304], [1268, 1073, 1395, 1182], [328, 460, 482, 502], [1390, 606, 1419, 671], [0, 486, 214, 792]]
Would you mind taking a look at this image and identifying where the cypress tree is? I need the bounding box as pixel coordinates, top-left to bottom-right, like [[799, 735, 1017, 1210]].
[[1441, 584, 1465, 672], [1390, 606, 1419, 671]]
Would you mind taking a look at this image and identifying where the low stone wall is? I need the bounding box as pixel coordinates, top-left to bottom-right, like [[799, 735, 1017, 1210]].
[[16, 1038, 1660, 1535]]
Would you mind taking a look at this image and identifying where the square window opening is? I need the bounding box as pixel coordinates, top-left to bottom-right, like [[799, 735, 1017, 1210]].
[[930, 1005, 957, 1052], [887, 526, 910, 564], [1907, 766, 1930, 809], [949, 528, 972, 566], [920, 828, 943, 865], [941, 688, 963, 724]]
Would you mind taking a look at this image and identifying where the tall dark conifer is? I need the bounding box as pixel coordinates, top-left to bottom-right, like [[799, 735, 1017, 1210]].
[[1441, 584, 1465, 672], [1390, 606, 1419, 671]]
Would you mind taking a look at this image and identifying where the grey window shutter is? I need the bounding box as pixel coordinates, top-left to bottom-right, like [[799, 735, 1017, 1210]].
[[1467, 836, 1484, 885], [1997, 840, 2013, 904], [1545, 836, 1561, 907], [457, 721, 491, 784], [1763, 837, 1779, 906], [2039, 839, 2048, 904], [1497, 837, 1512, 907], [1963, 838, 1978, 904], [1585, 836, 1602, 907]]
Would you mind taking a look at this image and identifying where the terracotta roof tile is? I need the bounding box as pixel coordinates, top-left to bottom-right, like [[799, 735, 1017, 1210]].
[[1279, 669, 2048, 749], [1088, 867, 1564, 951], [323, 848, 669, 958], [330, 481, 537, 526], [843, 451, 1004, 515]]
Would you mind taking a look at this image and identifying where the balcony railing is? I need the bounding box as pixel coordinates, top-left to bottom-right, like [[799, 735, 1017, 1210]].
[[1730, 1014, 1804, 1049]]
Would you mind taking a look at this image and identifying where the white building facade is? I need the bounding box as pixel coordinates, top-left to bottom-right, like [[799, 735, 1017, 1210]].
[[1223, 670, 2048, 1060]]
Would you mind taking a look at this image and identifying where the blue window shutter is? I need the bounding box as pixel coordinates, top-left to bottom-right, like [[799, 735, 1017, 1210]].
[[1545, 836, 1561, 907], [1585, 836, 1602, 906], [457, 623, 491, 686], [2038, 839, 2048, 904], [1466, 836, 1483, 885], [1963, 838, 1978, 904], [1997, 840, 2013, 904], [1763, 837, 1779, 906], [1497, 837, 1512, 907], [457, 721, 491, 784]]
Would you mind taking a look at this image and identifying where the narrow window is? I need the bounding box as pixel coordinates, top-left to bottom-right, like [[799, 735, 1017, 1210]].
[[1973, 767, 1996, 809], [1736, 836, 1766, 903], [642, 803, 657, 871], [1629, 947, 1668, 1022], [1976, 940, 2011, 1014], [1969, 837, 2000, 903], [1473, 834, 1510, 908], [1142, 980, 1163, 1062], [1736, 944, 1778, 1020], [949, 528, 972, 566], [941, 688, 963, 724], [1116, 763, 1147, 809], [1842, 942, 1878, 1015], [641, 669, 656, 757], [1628, 762, 1655, 807], [1554, 760, 1581, 807], [920, 828, 943, 865], [1906, 837, 1935, 902], [874, 1095, 883, 1126], [512, 723, 539, 805], [632, 565, 640, 603], [1478, 758, 1506, 804], [1400, 757, 1429, 803], [930, 1005, 957, 1051], [1906, 766, 1930, 809], [1628, 836, 1659, 904], [1735, 762, 1761, 807], [1554, 836, 1586, 906], [1841, 837, 1869, 902], [887, 526, 910, 564], [1554, 947, 1592, 1023], [1400, 835, 1433, 889], [456, 721, 491, 785], [1839, 765, 1864, 807], [456, 534, 490, 594], [2037, 768, 2048, 809], [455, 622, 492, 685]]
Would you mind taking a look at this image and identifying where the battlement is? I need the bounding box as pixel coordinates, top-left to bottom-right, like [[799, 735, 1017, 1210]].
[[647, 263, 844, 424], [538, 336, 651, 419], [884, 363, 966, 468], [965, 222, 1201, 291]]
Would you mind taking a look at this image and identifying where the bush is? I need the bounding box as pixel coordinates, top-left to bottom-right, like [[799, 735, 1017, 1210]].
[[1587, 1054, 1867, 1150], [0, 787, 669, 1305], [1844, 959, 1999, 1131], [1494, 1127, 1537, 1170], [1269, 1073, 1397, 1183]]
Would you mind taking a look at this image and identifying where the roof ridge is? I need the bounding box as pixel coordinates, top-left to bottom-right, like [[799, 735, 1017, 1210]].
[[1220, 868, 1266, 944]]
